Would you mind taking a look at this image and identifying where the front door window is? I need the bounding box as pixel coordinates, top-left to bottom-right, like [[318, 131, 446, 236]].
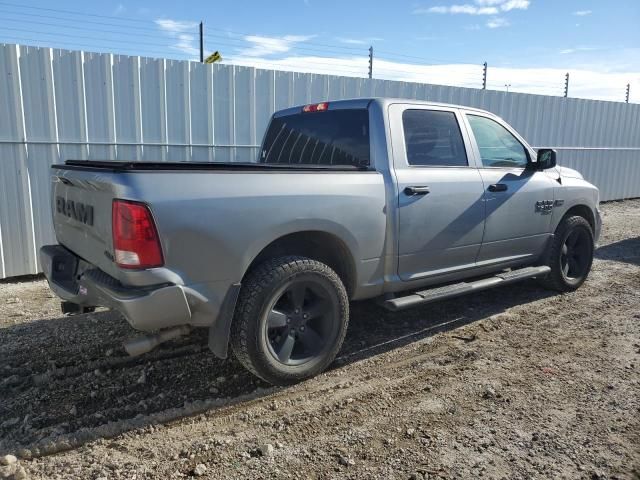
[[467, 115, 528, 168]]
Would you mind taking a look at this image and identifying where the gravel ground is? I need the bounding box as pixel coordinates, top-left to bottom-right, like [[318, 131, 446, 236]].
[[1, 199, 639, 480]]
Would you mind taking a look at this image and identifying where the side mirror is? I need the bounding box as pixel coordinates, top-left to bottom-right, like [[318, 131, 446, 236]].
[[535, 148, 557, 170]]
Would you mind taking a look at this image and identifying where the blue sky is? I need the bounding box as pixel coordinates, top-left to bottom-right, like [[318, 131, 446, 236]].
[[0, 0, 638, 101]]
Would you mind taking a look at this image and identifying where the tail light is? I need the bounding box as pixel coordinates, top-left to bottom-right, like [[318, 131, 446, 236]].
[[112, 200, 164, 269]]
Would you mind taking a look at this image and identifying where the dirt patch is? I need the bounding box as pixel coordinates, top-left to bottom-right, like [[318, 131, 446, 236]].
[[1, 200, 639, 479]]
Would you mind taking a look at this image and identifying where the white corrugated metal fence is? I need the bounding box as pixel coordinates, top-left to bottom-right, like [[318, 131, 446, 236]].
[[1, 43, 639, 279]]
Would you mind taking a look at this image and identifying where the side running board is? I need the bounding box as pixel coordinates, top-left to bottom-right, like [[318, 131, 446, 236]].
[[384, 265, 551, 312]]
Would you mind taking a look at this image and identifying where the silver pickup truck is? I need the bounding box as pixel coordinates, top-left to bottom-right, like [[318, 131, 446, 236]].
[[41, 98, 601, 385]]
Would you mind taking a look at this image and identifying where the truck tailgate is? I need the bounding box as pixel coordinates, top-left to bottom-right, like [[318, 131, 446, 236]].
[[52, 167, 122, 278]]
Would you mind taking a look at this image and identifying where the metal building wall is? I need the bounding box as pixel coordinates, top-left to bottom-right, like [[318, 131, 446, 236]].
[[0, 43, 639, 279]]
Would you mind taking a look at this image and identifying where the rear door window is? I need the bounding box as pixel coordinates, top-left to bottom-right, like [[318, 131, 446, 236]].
[[260, 109, 370, 167], [402, 109, 468, 167]]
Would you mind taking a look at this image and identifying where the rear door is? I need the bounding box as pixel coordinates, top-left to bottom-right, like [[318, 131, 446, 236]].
[[462, 112, 556, 263], [389, 104, 486, 281]]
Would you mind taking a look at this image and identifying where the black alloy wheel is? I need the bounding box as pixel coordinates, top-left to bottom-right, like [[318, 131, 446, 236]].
[[264, 278, 339, 366]]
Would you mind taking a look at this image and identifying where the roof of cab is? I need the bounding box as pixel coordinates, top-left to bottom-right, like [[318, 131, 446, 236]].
[[273, 97, 494, 118]]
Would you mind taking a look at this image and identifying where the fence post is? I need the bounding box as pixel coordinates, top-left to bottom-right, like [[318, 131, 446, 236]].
[[368, 46, 373, 79], [564, 72, 569, 98], [199, 22, 204, 63], [482, 62, 487, 90]]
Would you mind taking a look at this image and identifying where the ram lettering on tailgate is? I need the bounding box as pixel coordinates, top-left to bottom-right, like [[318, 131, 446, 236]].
[[56, 196, 94, 226]]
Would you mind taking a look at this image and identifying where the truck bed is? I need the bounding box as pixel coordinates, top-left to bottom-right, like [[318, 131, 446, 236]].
[[50, 160, 387, 292]]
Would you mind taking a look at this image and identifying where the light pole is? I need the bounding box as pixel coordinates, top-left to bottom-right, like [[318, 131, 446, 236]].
[[504, 84, 511, 93], [482, 62, 487, 90]]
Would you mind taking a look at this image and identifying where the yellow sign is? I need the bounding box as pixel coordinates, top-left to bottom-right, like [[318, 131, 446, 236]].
[[205, 51, 222, 64]]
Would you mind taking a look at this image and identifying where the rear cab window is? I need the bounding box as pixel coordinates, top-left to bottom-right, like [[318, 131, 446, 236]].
[[402, 109, 468, 167], [260, 108, 370, 168]]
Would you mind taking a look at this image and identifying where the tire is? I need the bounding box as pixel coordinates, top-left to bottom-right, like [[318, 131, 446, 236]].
[[538, 215, 594, 292], [230, 256, 349, 385]]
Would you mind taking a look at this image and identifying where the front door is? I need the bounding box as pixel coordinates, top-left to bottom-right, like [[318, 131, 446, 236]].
[[390, 105, 486, 281], [463, 113, 556, 264]]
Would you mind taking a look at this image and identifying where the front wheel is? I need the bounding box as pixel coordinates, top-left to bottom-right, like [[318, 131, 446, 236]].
[[230, 256, 349, 385], [538, 215, 594, 292]]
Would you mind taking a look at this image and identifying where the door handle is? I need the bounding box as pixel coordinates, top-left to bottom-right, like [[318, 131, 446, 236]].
[[404, 186, 430, 196], [488, 183, 508, 192]]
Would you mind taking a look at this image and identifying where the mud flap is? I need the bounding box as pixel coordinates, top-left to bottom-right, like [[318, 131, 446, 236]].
[[208, 283, 241, 359]]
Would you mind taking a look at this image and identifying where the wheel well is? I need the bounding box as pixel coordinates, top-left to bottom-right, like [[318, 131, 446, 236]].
[[245, 231, 356, 297], [563, 204, 595, 232]]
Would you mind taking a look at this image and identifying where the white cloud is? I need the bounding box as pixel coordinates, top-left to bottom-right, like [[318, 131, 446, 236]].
[[336, 37, 384, 45], [239, 35, 316, 57], [487, 17, 510, 28], [573, 10, 592, 16], [560, 46, 599, 55], [415, 4, 499, 15], [337, 38, 367, 45], [415, 0, 529, 15], [155, 19, 200, 57], [155, 19, 198, 34], [421, 6, 447, 13], [221, 54, 638, 103], [173, 34, 199, 56], [500, 0, 530, 11], [453, 4, 499, 14]]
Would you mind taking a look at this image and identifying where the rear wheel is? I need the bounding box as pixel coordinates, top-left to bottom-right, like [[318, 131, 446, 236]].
[[230, 256, 349, 385], [538, 215, 594, 292]]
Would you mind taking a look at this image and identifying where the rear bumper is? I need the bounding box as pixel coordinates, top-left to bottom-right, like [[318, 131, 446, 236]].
[[40, 245, 192, 331]]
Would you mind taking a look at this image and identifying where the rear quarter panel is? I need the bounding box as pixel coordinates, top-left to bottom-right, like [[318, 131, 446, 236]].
[[125, 170, 388, 293]]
